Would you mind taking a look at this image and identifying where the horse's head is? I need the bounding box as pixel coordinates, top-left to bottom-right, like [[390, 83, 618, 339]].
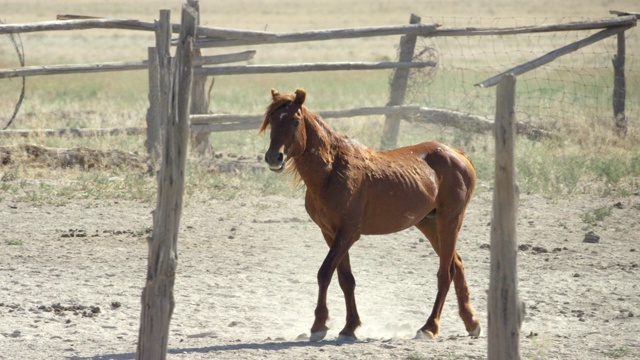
[[260, 88, 308, 172]]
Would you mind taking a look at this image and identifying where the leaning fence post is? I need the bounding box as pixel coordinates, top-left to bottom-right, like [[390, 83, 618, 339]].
[[137, 4, 196, 359], [612, 27, 627, 136], [145, 47, 161, 174], [187, 0, 212, 157], [488, 73, 523, 360], [145, 10, 172, 175], [380, 13, 421, 149]]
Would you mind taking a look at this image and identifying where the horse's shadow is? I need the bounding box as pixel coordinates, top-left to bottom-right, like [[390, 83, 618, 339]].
[[67, 339, 354, 360]]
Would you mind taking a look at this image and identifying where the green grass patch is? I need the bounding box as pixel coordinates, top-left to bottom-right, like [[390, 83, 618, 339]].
[[581, 205, 613, 224], [602, 346, 632, 359]]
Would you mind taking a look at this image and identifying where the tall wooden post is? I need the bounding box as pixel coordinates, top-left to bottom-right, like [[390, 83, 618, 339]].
[[488, 74, 523, 360], [137, 4, 196, 360], [612, 29, 627, 136], [380, 13, 420, 149], [145, 10, 172, 175], [145, 47, 161, 174], [188, 0, 212, 157]]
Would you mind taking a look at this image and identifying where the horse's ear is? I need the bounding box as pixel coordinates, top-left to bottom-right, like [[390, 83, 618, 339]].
[[294, 89, 306, 105], [271, 88, 279, 99]]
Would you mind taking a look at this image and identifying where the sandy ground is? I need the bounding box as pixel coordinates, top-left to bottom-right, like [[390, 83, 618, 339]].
[[1, 181, 639, 359]]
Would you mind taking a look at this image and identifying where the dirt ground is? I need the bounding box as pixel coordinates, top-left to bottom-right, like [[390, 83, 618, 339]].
[[1, 175, 639, 360]]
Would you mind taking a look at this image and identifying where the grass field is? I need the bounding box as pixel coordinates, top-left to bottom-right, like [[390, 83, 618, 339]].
[[1, 0, 639, 204]]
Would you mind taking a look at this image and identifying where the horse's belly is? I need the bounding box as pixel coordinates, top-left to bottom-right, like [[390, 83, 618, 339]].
[[360, 164, 437, 234], [360, 192, 433, 235]]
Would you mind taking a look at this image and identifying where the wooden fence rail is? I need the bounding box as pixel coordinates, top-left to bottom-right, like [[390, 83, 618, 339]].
[[0, 104, 550, 140], [477, 23, 635, 87], [2, 15, 633, 43], [196, 15, 637, 47], [195, 23, 439, 47], [0, 127, 146, 138], [432, 15, 636, 37], [0, 51, 256, 79], [189, 105, 421, 131], [188, 104, 550, 139], [194, 60, 435, 76], [0, 18, 439, 39]]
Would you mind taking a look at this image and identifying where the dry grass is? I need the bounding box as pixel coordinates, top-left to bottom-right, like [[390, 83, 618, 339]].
[[1, 0, 639, 202]]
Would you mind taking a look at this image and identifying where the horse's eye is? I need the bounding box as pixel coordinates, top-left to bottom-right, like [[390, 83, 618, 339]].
[[293, 119, 300, 127]]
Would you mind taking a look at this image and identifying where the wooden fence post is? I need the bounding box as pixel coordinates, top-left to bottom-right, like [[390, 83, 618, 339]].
[[144, 10, 172, 175], [488, 73, 523, 360], [380, 13, 420, 149], [136, 4, 196, 360], [145, 47, 161, 174], [187, 0, 212, 157], [612, 28, 627, 136]]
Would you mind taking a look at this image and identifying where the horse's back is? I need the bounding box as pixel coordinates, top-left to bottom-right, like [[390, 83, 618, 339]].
[[382, 140, 476, 202]]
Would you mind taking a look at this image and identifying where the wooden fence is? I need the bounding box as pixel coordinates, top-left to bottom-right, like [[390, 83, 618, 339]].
[[0, 9, 636, 156]]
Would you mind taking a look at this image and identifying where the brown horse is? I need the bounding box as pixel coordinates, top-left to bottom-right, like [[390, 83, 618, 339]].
[[260, 88, 481, 341]]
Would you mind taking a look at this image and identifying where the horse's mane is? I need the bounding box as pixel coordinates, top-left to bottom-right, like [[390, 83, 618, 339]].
[[259, 92, 296, 134]]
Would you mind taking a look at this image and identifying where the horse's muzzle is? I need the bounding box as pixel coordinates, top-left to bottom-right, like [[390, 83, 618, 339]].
[[264, 151, 285, 173]]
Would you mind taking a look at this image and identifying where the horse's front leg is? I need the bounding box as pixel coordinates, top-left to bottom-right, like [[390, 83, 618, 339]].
[[310, 229, 358, 342]]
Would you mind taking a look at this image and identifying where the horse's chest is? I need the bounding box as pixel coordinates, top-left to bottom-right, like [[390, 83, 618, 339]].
[[304, 188, 352, 235]]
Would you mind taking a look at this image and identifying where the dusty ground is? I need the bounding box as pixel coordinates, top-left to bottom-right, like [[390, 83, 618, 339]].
[[1, 175, 639, 360]]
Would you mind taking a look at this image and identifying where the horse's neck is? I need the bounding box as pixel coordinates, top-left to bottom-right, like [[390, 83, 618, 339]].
[[293, 113, 337, 189]]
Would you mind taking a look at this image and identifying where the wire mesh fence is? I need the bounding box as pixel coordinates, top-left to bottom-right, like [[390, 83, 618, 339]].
[[401, 16, 639, 130]]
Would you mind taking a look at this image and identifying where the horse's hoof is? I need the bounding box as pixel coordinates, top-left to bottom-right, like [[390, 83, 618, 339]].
[[309, 330, 328, 342], [468, 324, 481, 337], [414, 330, 436, 340], [337, 334, 357, 342]]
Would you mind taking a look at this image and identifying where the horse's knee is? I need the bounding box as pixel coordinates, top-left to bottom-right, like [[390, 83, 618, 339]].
[[436, 262, 455, 281], [449, 262, 456, 277]]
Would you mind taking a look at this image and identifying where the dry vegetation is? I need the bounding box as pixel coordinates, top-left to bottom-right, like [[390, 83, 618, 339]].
[[0, 1, 637, 207]]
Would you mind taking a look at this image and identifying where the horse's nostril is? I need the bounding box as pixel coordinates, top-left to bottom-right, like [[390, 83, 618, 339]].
[[265, 151, 284, 164]]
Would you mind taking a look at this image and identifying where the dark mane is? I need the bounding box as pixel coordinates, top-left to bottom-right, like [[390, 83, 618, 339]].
[[259, 92, 296, 134]]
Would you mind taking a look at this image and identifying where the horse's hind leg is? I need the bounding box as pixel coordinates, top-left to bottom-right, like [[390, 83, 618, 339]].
[[414, 216, 480, 338], [336, 252, 361, 340], [452, 252, 481, 336]]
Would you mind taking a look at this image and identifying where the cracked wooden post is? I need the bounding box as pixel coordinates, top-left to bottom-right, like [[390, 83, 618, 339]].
[[612, 27, 627, 136], [144, 10, 171, 175], [380, 13, 420, 149], [488, 74, 523, 360], [145, 46, 161, 174], [136, 4, 196, 360], [188, 0, 212, 157]]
